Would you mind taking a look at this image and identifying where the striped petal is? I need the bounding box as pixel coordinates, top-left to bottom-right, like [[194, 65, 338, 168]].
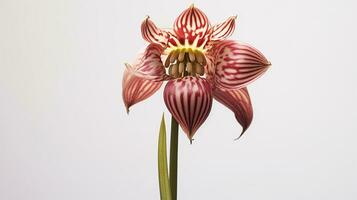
[[122, 64, 162, 113], [211, 16, 237, 41], [163, 77, 213, 140], [213, 40, 271, 90], [213, 87, 253, 139], [173, 5, 211, 46], [141, 16, 169, 47], [204, 54, 215, 84], [131, 43, 167, 81]]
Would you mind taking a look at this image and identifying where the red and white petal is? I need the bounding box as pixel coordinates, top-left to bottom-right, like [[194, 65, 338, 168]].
[[141, 16, 169, 47], [163, 77, 213, 140], [173, 5, 211, 46], [211, 16, 237, 41], [213, 87, 253, 139], [213, 40, 270, 90], [122, 65, 162, 113], [204, 54, 216, 84], [131, 44, 168, 81]]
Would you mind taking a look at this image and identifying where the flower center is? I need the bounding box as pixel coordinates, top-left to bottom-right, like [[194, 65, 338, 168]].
[[164, 48, 207, 78]]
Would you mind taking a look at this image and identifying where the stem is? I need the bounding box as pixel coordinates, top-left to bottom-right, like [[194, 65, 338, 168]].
[[169, 116, 179, 200]]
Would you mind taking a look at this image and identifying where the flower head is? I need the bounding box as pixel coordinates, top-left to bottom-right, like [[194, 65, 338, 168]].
[[123, 5, 270, 140]]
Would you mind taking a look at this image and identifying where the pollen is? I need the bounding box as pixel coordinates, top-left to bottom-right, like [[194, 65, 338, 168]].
[[165, 48, 206, 78]]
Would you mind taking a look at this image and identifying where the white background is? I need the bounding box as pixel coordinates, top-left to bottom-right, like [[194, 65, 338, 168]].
[[1, 0, 357, 199]]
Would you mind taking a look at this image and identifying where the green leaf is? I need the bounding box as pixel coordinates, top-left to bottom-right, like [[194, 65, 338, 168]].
[[158, 114, 172, 200]]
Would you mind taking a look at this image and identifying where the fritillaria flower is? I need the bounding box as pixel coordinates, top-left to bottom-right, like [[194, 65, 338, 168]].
[[123, 5, 270, 141]]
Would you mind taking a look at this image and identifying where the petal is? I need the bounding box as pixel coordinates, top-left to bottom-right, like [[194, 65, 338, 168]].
[[122, 64, 162, 113], [131, 43, 168, 81], [211, 16, 237, 41], [173, 5, 211, 46], [141, 16, 169, 47], [213, 40, 271, 90], [204, 54, 215, 84], [163, 76, 213, 141], [213, 87, 253, 139]]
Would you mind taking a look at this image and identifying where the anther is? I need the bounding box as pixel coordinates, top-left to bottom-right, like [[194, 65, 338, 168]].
[[201, 56, 207, 66], [196, 51, 207, 66], [188, 49, 195, 62], [178, 49, 185, 62], [186, 62, 193, 73], [171, 63, 179, 77], [168, 65, 173, 75], [195, 51, 204, 64], [194, 62, 204, 75], [178, 62, 185, 74], [164, 53, 172, 68], [170, 50, 179, 63]]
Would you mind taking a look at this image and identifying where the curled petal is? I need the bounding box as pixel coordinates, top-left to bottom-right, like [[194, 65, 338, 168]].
[[211, 16, 237, 41], [213, 87, 253, 139], [173, 5, 211, 46], [131, 44, 168, 81], [122, 65, 162, 113], [213, 40, 271, 90], [164, 77, 213, 140], [141, 16, 169, 47]]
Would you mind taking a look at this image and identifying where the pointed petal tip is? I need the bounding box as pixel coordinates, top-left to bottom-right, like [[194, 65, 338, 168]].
[[124, 63, 132, 70], [262, 61, 271, 69], [261, 61, 271, 70], [234, 129, 247, 141], [233, 136, 241, 141], [124, 103, 130, 114]]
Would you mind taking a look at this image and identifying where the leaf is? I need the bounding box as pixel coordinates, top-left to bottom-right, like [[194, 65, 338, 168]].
[[158, 114, 172, 200]]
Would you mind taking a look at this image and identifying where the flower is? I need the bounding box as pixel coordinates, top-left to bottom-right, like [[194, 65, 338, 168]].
[[122, 5, 270, 140]]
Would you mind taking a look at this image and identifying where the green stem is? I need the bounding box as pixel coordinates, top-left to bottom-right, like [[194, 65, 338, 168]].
[[169, 116, 179, 200]]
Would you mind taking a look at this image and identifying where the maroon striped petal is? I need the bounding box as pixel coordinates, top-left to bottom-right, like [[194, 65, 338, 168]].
[[163, 76, 213, 140], [141, 16, 169, 47], [213, 40, 271, 90], [204, 54, 215, 84], [213, 87, 253, 139], [122, 64, 162, 113], [211, 16, 237, 41], [173, 5, 211, 46], [131, 44, 168, 81]]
